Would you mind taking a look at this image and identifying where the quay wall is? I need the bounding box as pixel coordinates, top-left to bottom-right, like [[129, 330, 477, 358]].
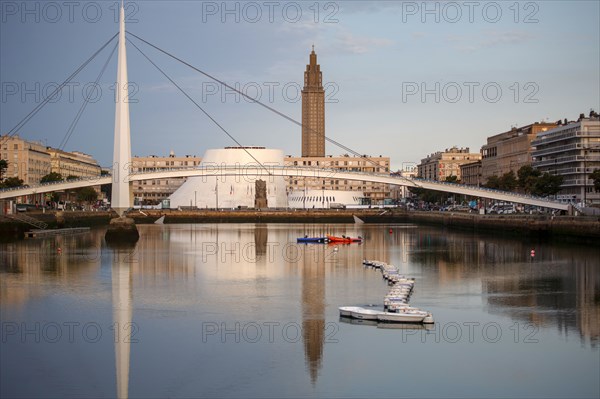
[[1, 209, 599, 241]]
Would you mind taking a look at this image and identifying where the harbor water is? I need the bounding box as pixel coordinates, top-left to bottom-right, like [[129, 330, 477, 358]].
[[1, 223, 598, 398]]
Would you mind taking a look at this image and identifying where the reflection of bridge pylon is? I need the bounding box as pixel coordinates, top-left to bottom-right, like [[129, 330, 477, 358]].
[[112, 252, 132, 399]]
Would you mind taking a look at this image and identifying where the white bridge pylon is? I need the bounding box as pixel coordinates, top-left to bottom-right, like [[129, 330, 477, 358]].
[[0, 166, 570, 211]]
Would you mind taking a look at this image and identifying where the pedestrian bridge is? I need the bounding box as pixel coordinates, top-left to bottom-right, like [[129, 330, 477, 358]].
[[0, 165, 570, 211]]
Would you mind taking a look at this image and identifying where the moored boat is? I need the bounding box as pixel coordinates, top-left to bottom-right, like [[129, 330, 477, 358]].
[[350, 307, 384, 320], [297, 236, 327, 243], [338, 306, 364, 317], [327, 235, 363, 243], [377, 310, 428, 323]]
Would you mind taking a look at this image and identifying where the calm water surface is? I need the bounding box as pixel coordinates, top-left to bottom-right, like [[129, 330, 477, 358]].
[[1, 223, 598, 398]]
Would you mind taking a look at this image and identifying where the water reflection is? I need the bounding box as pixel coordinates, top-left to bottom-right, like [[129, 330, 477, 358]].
[[299, 244, 325, 384], [403, 228, 600, 347], [111, 245, 133, 399], [0, 223, 598, 398]]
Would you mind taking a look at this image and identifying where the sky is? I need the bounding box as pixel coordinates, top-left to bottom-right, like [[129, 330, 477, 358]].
[[1, 0, 599, 170]]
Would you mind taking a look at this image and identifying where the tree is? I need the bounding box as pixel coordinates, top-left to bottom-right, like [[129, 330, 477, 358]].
[[590, 169, 600, 193], [517, 165, 541, 194], [0, 159, 7, 180], [445, 175, 460, 183], [485, 175, 501, 189], [0, 177, 24, 188], [66, 175, 78, 181], [76, 187, 98, 203], [499, 170, 518, 191], [532, 173, 563, 197], [40, 172, 63, 183]]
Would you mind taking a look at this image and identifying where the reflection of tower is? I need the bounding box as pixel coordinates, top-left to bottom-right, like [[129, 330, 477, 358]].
[[254, 224, 268, 258], [301, 46, 325, 157], [112, 253, 132, 399], [301, 247, 325, 384]]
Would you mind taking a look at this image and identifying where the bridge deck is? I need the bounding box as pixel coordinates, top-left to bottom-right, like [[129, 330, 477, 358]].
[[0, 166, 570, 211]]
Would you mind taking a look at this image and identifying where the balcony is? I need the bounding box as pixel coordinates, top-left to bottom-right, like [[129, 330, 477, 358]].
[[531, 129, 600, 146], [533, 155, 600, 167], [532, 142, 584, 158]]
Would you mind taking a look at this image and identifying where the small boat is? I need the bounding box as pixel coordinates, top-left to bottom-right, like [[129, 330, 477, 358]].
[[297, 236, 327, 243], [350, 307, 384, 320], [327, 235, 363, 243], [377, 310, 428, 323], [338, 306, 364, 317]]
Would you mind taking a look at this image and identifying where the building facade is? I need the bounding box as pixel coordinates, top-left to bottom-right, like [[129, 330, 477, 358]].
[[1, 135, 51, 185], [47, 148, 101, 178], [131, 151, 201, 205], [389, 164, 418, 200], [285, 155, 391, 203], [417, 147, 481, 182], [481, 122, 557, 183], [459, 160, 482, 186], [301, 47, 325, 157], [169, 147, 287, 209], [531, 115, 600, 205]]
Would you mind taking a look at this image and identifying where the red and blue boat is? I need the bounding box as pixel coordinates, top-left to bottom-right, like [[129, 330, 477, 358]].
[[326, 235, 363, 243]]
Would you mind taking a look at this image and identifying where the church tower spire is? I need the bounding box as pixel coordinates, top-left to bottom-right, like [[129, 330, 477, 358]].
[[301, 46, 325, 157]]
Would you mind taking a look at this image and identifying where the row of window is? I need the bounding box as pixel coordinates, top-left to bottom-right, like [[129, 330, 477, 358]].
[[289, 196, 339, 203]]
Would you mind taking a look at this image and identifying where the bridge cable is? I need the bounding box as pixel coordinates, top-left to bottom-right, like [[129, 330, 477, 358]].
[[126, 36, 273, 176], [58, 42, 119, 151], [1, 32, 119, 145], [127, 32, 384, 170]]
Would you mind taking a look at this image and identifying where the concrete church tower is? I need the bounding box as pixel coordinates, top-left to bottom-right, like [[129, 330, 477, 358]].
[[301, 46, 325, 157]]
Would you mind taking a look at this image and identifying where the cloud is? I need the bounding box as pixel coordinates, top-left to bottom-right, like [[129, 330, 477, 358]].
[[331, 31, 394, 55], [447, 30, 535, 52]]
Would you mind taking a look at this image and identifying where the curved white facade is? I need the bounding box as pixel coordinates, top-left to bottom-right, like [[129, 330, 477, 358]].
[[288, 189, 365, 209], [169, 147, 288, 209]]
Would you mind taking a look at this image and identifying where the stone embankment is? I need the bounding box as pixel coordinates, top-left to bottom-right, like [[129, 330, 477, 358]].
[[1, 209, 599, 241]]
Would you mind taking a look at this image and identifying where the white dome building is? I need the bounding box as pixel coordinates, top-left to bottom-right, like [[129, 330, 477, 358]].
[[168, 147, 288, 209]]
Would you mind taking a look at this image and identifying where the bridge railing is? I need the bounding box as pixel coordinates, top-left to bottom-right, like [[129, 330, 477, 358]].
[[409, 177, 563, 205], [1, 165, 567, 209], [0, 175, 110, 193]]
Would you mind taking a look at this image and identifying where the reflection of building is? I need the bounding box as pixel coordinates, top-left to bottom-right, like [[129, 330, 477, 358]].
[[1, 135, 51, 184], [302, 47, 325, 157], [132, 151, 201, 205], [481, 122, 556, 183], [531, 114, 600, 205], [285, 155, 391, 203], [417, 147, 481, 181], [169, 147, 287, 209]]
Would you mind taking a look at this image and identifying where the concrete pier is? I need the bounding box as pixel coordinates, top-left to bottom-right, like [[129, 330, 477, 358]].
[[105, 217, 139, 243]]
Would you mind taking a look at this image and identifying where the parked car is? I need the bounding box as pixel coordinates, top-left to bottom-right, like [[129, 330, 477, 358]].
[[488, 203, 517, 214], [16, 204, 38, 212]]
